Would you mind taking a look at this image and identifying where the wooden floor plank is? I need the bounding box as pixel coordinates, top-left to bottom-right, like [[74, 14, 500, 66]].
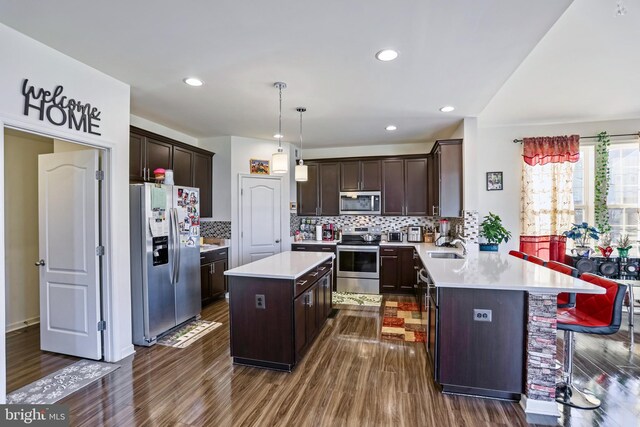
[[6, 295, 639, 426]]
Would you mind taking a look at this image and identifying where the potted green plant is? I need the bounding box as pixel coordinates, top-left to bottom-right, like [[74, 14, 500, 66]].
[[563, 222, 599, 258], [478, 212, 511, 252], [616, 234, 632, 258]]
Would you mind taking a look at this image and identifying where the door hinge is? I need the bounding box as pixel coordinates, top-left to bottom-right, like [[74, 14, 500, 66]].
[[95, 170, 105, 180], [241, 231, 243, 238], [96, 245, 105, 256], [98, 320, 106, 331]]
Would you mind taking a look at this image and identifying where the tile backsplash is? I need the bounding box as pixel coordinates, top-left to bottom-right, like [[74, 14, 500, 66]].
[[290, 213, 463, 239], [201, 220, 231, 239]]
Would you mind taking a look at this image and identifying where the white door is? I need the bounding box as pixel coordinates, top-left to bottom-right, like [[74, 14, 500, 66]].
[[240, 176, 282, 264], [38, 150, 102, 360]]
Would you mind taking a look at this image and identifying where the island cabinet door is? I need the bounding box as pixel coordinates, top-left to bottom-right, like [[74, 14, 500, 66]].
[[305, 284, 320, 344], [294, 292, 308, 359]]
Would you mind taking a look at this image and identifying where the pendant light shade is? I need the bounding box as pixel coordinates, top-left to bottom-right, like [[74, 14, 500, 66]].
[[295, 107, 308, 182], [271, 82, 288, 174]]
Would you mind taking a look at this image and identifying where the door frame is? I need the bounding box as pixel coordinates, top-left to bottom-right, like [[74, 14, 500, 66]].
[[0, 117, 116, 402], [238, 174, 284, 266]]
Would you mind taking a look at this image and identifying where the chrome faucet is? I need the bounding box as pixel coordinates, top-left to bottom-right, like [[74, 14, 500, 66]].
[[450, 236, 467, 256]]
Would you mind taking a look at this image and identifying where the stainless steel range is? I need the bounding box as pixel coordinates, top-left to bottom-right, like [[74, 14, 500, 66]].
[[336, 226, 381, 294]]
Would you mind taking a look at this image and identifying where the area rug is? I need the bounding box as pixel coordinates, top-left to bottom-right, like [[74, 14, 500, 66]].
[[381, 301, 426, 343], [332, 292, 383, 307], [157, 319, 222, 348], [7, 359, 120, 404]]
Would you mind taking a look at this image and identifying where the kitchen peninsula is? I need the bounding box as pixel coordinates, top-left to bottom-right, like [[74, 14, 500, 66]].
[[224, 251, 335, 371], [413, 245, 605, 419]]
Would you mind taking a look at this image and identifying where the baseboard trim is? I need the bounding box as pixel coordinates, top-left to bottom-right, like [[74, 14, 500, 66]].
[[6, 316, 40, 332], [520, 394, 560, 418]]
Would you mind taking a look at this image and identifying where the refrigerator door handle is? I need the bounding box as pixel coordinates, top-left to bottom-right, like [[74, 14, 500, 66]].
[[169, 208, 177, 284], [173, 208, 181, 284]]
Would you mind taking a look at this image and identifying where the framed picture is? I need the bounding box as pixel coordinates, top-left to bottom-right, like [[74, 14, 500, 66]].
[[250, 159, 270, 175], [486, 171, 503, 191]]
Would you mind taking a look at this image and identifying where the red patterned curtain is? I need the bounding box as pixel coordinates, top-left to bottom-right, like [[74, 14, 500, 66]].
[[520, 135, 580, 262], [523, 135, 580, 166]]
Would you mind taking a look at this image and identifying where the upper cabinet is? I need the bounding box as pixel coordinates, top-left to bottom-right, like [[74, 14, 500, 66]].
[[382, 157, 428, 216], [129, 127, 214, 217], [340, 160, 381, 191], [297, 163, 319, 216], [429, 139, 463, 217], [297, 162, 339, 216]]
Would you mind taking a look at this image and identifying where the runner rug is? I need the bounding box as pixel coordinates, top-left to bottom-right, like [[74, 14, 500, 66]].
[[381, 301, 426, 343], [7, 360, 120, 404], [332, 292, 383, 307], [157, 319, 222, 348]]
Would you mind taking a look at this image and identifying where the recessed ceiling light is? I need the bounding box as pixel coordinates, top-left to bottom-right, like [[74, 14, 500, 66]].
[[375, 49, 398, 62], [385, 125, 397, 131], [439, 106, 455, 113], [183, 77, 204, 87], [273, 133, 284, 139]]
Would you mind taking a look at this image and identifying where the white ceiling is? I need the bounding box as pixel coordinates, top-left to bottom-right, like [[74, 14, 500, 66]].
[[0, 0, 571, 147], [480, 0, 640, 126]]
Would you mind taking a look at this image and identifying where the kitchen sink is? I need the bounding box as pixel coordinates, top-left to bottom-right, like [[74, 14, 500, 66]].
[[428, 252, 463, 259]]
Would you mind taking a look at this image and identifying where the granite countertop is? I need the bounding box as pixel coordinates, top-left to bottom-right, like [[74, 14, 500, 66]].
[[200, 243, 230, 253], [224, 251, 335, 280], [294, 240, 340, 245], [390, 242, 605, 295]]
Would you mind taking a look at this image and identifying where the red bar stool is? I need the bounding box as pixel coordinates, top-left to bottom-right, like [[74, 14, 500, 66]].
[[508, 250, 528, 260], [556, 273, 627, 409], [527, 255, 546, 266], [547, 261, 578, 308]]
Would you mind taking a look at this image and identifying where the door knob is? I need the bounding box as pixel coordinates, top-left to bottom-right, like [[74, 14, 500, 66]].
[[275, 239, 281, 243], [35, 259, 45, 266]]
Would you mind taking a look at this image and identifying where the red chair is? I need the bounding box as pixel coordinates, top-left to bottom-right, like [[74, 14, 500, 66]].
[[547, 261, 578, 308], [527, 255, 546, 266], [508, 250, 528, 260], [556, 274, 627, 409]]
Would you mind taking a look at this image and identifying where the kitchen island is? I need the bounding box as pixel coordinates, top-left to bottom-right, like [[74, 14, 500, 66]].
[[410, 245, 604, 420], [224, 251, 335, 371]]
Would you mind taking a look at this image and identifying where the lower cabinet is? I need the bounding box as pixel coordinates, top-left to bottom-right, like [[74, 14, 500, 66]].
[[294, 271, 332, 361], [200, 248, 229, 307], [379, 246, 417, 293], [291, 243, 337, 290]]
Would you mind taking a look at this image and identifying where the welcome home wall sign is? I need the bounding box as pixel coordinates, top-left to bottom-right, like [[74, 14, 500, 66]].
[[21, 78, 102, 136]]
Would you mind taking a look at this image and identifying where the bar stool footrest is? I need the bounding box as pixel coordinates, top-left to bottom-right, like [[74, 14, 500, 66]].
[[556, 382, 601, 410]]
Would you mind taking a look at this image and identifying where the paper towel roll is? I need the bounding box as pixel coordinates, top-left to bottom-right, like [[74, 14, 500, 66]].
[[316, 225, 323, 241]]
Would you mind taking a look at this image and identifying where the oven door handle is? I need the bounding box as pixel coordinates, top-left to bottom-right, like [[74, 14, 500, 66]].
[[337, 245, 380, 252]]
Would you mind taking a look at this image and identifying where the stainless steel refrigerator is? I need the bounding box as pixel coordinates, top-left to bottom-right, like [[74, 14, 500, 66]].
[[130, 183, 201, 346]]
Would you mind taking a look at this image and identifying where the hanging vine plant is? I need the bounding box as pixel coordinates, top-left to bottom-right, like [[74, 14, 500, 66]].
[[594, 131, 610, 234]]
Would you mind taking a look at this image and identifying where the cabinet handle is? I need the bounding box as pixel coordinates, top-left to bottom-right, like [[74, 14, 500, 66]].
[[309, 271, 318, 277], [382, 248, 394, 252], [297, 280, 308, 286], [212, 263, 215, 274], [297, 247, 307, 251], [307, 291, 314, 306], [318, 266, 327, 271]]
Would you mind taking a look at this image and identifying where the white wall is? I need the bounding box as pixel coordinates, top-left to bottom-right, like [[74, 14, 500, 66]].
[[229, 136, 293, 268], [0, 23, 132, 403], [4, 131, 53, 332], [130, 114, 198, 147], [303, 141, 433, 159], [474, 117, 640, 253], [199, 136, 232, 221]]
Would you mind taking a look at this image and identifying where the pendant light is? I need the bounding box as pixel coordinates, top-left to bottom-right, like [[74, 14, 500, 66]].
[[295, 107, 308, 182], [271, 82, 288, 174]]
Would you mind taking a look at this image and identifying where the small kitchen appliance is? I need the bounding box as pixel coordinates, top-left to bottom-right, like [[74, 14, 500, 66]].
[[322, 224, 335, 241], [388, 231, 403, 242], [407, 226, 424, 243]]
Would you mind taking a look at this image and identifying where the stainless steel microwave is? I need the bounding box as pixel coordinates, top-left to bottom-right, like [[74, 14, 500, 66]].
[[339, 191, 381, 215]]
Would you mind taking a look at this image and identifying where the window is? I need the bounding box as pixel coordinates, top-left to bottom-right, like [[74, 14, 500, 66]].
[[573, 141, 639, 243]]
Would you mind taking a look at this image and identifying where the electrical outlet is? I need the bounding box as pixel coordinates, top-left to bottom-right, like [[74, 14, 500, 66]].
[[473, 309, 492, 322], [255, 294, 266, 309]]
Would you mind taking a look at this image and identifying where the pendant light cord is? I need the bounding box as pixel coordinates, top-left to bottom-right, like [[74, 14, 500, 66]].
[[278, 85, 283, 149], [299, 109, 303, 159]]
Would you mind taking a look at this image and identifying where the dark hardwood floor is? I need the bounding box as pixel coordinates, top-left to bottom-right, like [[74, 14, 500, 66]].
[[5, 296, 639, 426]]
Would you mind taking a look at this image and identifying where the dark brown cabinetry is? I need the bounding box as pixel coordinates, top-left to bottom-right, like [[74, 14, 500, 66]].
[[379, 246, 417, 293], [297, 162, 339, 216], [382, 158, 428, 216], [291, 244, 337, 289], [432, 287, 525, 400], [229, 258, 333, 371], [429, 139, 462, 217], [130, 127, 214, 218], [340, 160, 381, 191], [200, 248, 228, 307]]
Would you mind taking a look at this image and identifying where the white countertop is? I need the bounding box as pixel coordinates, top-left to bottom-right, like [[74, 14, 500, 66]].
[[293, 240, 340, 245], [224, 251, 335, 280], [200, 243, 230, 253], [398, 243, 605, 294]]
